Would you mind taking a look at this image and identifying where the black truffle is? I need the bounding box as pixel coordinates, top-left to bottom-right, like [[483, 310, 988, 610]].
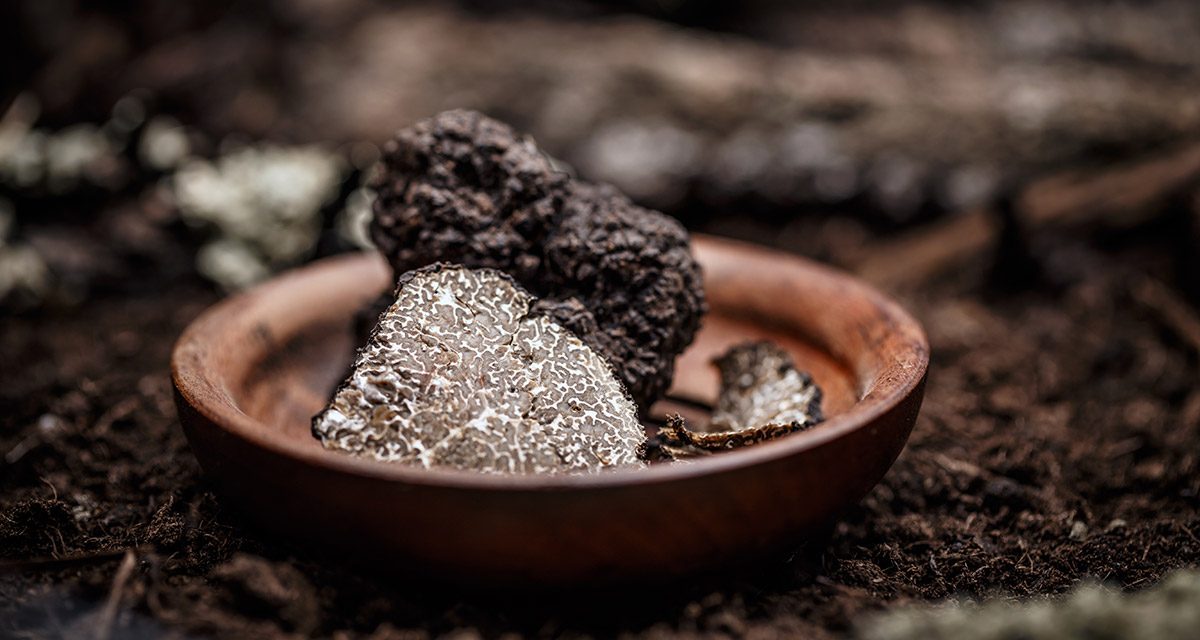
[[708, 341, 825, 432], [654, 342, 824, 456], [313, 264, 644, 474], [369, 110, 706, 409]]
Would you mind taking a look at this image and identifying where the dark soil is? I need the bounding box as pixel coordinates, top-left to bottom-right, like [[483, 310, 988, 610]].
[[3, 213, 1199, 639], [3, 1, 1200, 638]]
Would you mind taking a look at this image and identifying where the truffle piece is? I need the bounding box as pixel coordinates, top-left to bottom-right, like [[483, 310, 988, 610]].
[[313, 264, 644, 474], [655, 342, 824, 456], [709, 341, 825, 432], [369, 109, 706, 409]]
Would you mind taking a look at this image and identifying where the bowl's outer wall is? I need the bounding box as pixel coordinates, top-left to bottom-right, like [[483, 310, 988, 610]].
[[172, 236, 928, 585], [176, 379, 922, 584]]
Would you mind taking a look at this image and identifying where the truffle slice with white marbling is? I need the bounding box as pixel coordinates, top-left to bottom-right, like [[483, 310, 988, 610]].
[[313, 264, 644, 474]]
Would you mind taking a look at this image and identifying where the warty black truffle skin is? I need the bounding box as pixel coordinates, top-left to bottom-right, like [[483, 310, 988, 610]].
[[369, 110, 706, 409]]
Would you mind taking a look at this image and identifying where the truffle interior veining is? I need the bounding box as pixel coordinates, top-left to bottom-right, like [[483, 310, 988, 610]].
[[312, 264, 644, 473]]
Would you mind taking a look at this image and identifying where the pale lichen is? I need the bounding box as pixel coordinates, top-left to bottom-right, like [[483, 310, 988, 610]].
[[0, 199, 51, 308], [857, 570, 1200, 640], [0, 95, 118, 193], [138, 116, 191, 171], [172, 144, 344, 290]]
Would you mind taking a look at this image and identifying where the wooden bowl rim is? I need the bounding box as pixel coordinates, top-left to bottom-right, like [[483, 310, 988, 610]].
[[171, 235, 928, 491]]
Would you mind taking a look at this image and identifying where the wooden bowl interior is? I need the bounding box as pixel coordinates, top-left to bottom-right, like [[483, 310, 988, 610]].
[[225, 250, 860, 451]]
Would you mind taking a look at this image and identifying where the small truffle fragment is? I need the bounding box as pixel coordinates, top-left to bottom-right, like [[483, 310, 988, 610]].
[[656, 342, 824, 456], [313, 264, 644, 474], [709, 341, 825, 432], [369, 109, 706, 409]]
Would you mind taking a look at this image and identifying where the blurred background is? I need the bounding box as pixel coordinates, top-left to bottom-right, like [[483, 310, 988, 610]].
[[4, 0, 1199, 300], [2, 2, 1200, 639]]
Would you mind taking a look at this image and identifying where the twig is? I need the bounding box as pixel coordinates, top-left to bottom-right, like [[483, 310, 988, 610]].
[[93, 397, 140, 434], [41, 477, 58, 501], [855, 142, 1200, 288], [4, 433, 40, 465], [932, 453, 989, 479], [657, 413, 809, 452], [855, 208, 996, 288], [0, 548, 137, 574], [1133, 276, 1200, 356], [1023, 144, 1200, 229], [1180, 523, 1200, 545], [94, 550, 137, 640]]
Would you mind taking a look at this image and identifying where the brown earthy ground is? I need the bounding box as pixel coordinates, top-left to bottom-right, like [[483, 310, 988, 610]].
[[2, 2, 1200, 638], [3, 206, 1199, 638]]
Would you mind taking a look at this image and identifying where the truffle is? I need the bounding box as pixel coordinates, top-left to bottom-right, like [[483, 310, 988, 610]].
[[709, 341, 825, 432], [369, 109, 706, 409], [655, 342, 824, 455], [313, 264, 644, 473]]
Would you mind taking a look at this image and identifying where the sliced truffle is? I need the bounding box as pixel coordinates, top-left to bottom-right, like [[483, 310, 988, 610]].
[[313, 264, 644, 474], [709, 341, 825, 432], [369, 109, 706, 409], [655, 342, 824, 456]]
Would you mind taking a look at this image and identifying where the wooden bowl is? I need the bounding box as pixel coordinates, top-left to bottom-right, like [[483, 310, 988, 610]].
[[172, 235, 928, 586]]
